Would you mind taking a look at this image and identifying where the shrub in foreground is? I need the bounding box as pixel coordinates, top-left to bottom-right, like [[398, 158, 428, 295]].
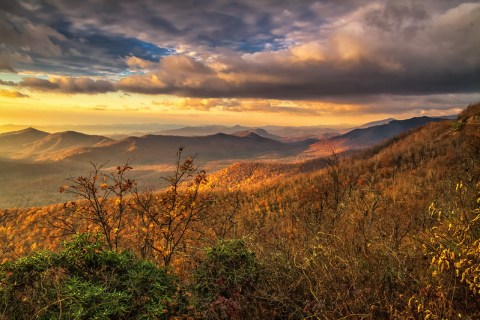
[[0, 234, 187, 319], [193, 239, 260, 319]]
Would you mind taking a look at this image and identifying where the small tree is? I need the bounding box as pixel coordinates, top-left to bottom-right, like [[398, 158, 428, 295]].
[[59, 162, 135, 250], [132, 147, 210, 267]]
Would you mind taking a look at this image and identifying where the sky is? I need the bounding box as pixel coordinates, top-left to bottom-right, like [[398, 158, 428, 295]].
[[0, 0, 479, 128]]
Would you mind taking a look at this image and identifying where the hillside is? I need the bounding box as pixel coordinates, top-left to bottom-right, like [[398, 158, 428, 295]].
[[306, 116, 446, 155], [0, 115, 456, 209], [0, 128, 49, 156], [232, 128, 283, 141], [59, 132, 317, 165], [0, 130, 318, 208], [0, 128, 112, 160], [1, 103, 479, 318], [353, 117, 395, 129]]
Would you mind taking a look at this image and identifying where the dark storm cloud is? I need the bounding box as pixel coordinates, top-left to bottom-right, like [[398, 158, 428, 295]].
[[0, 79, 17, 86], [44, 0, 295, 49], [0, 0, 173, 76], [0, 0, 479, 101], [20, 77, 115, 93], [20, 78, 59, 90]]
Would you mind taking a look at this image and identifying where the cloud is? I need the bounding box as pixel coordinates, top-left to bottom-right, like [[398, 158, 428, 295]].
[[110, 1, 480, 99], [20, 78, 59, 90], [0, 89, 29, 98], [1, 0, 478, 107], [124, 56, 158, 71], [0, 15, 66, 57], [0, 79, 17, 86], [0, 10, 67, 72], [117, 55, 224, 95], [172, 97, 352, 116], [20, 77, 115, 94], [0, 59, 16, 73]]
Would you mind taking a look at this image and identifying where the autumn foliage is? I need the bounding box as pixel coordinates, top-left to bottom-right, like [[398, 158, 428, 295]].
[[1, 102, 480, 318]]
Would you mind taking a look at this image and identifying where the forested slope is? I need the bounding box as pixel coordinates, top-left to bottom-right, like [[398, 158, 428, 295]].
[[1, 103, 479, 319]]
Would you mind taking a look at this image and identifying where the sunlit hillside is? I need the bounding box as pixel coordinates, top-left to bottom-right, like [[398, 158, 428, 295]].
[[1, 103, 479, 318]]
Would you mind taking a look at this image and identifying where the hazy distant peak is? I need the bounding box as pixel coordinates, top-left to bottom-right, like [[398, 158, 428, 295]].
[[328, 116, 445, 149], [388, 116, 440, 126], [232, 128, 282, 140], [356, 118, 396, 129], [244, 132, 262, 139], [210, 132, 230, 137], [15, 127, 47, 135], [50, 130, 88, 138], [56, 130, 83, 135], [0, 127, 49, 139], [24, 127, 44, 132]]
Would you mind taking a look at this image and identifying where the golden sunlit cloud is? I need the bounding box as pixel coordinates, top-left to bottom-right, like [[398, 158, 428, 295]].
[[0, 89, 29, 98]]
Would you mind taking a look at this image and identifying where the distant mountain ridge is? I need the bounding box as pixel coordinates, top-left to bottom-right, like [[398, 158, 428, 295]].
[[232, 128, 283, 140], [0, 116, 448, 163], [153, 124, 344, 140], [354, 118, 395, 129], [327, 116, 446, 149], [153, 125, 249, 137], [58, 132, 318, 165], [0, 112, 465, 209], [0, 128, 49, 152], [0, 127, 319, 164], [0, 128, 112, 160]]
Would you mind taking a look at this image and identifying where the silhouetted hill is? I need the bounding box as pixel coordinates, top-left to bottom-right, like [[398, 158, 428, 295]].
[[261, 125, 343, 140], [355, 118, 395, 129], [154, 124, 345, 140], [0, 124, 32, 133], [310, 117, 445, 155], [153, 125, 250, 136], [60, 133, 318, 165], [232, 128, 283, 140]]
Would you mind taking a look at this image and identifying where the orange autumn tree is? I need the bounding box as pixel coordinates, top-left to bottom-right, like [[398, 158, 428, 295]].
[[58, 161, 135, 251], [132, 147, 211, 268], [52, 148, 212, 269]]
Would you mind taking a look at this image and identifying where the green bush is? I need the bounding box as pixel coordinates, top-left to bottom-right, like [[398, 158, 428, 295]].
[[0, 234, 186, 319], [193, 239, 260, 319]]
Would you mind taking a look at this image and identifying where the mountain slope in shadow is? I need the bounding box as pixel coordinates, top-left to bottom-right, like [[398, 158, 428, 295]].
[[59, 132, 318, 165], [306, 116, 447, 154]]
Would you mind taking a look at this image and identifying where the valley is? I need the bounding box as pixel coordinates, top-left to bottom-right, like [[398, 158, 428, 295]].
[[0, 115, 446, 208]]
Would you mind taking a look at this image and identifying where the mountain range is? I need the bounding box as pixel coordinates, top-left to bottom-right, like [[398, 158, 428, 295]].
[[320, 116, 447, 150], [0, 128, 112, 161], [0, 116, 447, 163], [0, 129, 316, 164], [0, 115, 449, 208]]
